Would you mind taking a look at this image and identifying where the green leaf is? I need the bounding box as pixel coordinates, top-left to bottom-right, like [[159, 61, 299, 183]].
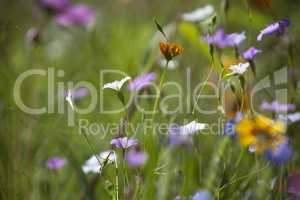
[[154, 18, 167, 39]]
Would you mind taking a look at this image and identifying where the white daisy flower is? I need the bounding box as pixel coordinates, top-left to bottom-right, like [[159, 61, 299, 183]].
[[103, 76, 131, 91], [82, 150, 116, 174], [182, 5, 214, 22], [229, 62, 250, 75]]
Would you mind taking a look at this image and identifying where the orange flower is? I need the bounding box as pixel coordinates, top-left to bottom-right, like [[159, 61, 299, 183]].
[[159, 41, 183, 61]]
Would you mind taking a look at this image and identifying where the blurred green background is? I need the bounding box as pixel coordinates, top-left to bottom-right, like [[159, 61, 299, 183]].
[[1, 0, 300, 199]]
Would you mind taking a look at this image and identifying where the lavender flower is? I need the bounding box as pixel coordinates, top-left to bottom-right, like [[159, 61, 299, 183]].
[[56, 4, 96, 28], [242, 47, 262, 60], [260, 101, 296, 113], [128, 73, 157, 91], [125, 151, 148, 167], [192, 190, 212, 200], [64, 87, 90, 101], [264, 139, 292, 166], [40, 0, 70, 13], [225, 31, 246, 46], [110, 137, 139, 149], [257, 19, 290, 41], [46, 156, 67, 170], [204, 28, 246, 48], [288, 171, 300, 198]]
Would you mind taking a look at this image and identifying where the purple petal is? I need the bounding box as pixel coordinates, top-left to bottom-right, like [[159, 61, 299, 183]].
[[46, 156, 67, 170], [125, 151, 148, 167], [56, 4, 95, 28], [128, 73, 157, 91], [257, 19, 290, 41], [192, 190, 212, 200], [264, 139, 292, 166], [242, 47, 262, 60], [260, 101, 295, 112], [110, 137, 138, 149]]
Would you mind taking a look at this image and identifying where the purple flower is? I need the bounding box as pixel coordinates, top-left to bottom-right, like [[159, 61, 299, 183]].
[[192, 190, 212, 200], [56, 4, 95, 28], [260, 101, 296, 113], [288, 171, 300, 198], [204, 28, 246, 48], [264, 139, 292, 166], [225, 31, 246, 46], [128, 73, 157, 91], [224, 112, 242, 137], [40, 0, 70, 13], [242, 47, 262, 60], [110, 137, 138, 149], [64, 87, 90, 100], [125, 151, 148, 167], [257, 19, 290, 41], [46, 156, 67, 170]]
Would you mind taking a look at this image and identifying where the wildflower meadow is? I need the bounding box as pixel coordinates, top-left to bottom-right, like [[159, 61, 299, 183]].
[[1, 0, 300, 199]]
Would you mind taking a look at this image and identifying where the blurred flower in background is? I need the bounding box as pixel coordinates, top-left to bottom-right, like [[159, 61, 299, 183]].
[[260, 101, 296, 113], [110, 137, 139, 149], [46, 156, 67, 170], [192, 190, 212, 200], [125, 150, 148, 167], [82, 151, 116, 174], [204, 28, 246, 48], [39, 0, 95, 28], [264, 139, 292, 166], [168, 121, 207, 145], [55, 4, 96, 28], [224, 112, 243, 137], [128, 73, 157, 91], [181, 5, 214, 22], [64, 86, 90, 101], [235, 115, 285, 153]]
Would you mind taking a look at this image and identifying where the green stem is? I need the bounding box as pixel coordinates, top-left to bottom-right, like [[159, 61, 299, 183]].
[[152, 61, 169, 120]]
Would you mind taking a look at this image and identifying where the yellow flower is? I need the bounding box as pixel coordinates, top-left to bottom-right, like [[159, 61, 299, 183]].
[[159, 41, 183, 61], [235, 115, 285, 153]]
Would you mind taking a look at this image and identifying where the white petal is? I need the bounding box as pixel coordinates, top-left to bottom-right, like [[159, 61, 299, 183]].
[[182, 5, 214, 22], [180, 121, 207, 135], [82, 151, 116, 174], [103, 76, 131, 91], [159, 59, 178, 70], [229, 62, 250, 74], [65, 90, 74, 110]]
